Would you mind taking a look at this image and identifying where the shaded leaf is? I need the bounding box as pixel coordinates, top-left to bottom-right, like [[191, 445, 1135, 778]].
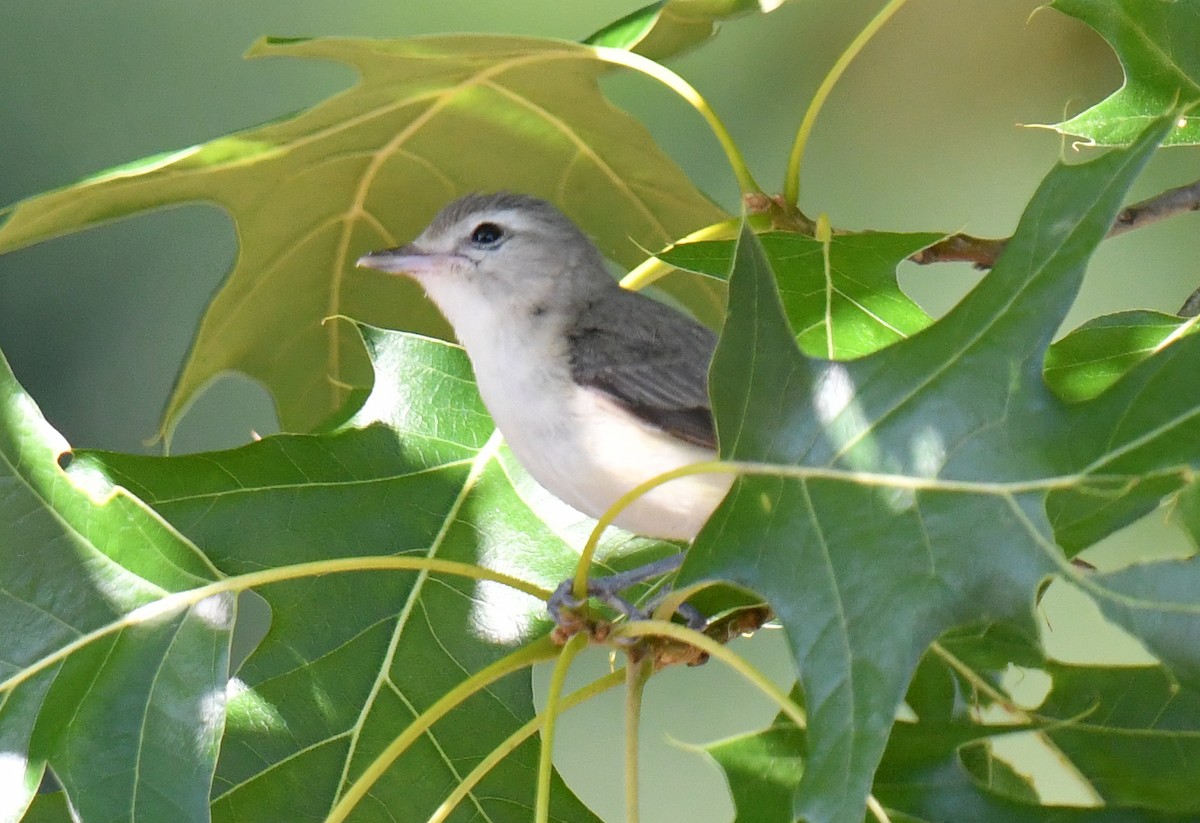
[[74, 327, 668, 822], [708, 624, 1200, 822], [17, 792, 71, 823], [933, 625, 1200, 813], [1050, 0, 1200, 146], [0, 35, 727, 437], [1028, 664, 1200, 809], [1169, 480, 1200, 550], [876, 729, 1192, 823], [0, 346, 231, 823], [681, 117, 1199, 823]]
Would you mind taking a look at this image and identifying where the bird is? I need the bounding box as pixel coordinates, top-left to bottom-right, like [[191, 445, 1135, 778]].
[[357, 192, 731, 620]]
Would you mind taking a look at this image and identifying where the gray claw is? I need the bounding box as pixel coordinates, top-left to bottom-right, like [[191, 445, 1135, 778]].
[[547, 552, 708, 630]]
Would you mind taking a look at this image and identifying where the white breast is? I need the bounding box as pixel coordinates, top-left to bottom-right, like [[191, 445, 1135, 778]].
[[459, 305, 731, 541]]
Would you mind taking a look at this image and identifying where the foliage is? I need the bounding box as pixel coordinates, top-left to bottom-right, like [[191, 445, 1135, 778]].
[[2, 1, 1200, 822], [1048, 0, 1200, 147]]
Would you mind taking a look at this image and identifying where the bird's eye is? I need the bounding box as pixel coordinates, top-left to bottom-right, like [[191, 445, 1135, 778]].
[[469, 222, 505, 247]]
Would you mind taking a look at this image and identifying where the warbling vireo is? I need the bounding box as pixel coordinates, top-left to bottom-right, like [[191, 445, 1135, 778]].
[[357, 193, 731, 617]]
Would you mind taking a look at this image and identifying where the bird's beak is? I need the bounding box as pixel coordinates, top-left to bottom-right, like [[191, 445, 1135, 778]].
[[356, 245, 459, 277]]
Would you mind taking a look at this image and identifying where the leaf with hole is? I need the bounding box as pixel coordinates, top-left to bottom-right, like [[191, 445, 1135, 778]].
[[680, 116, 1200, 823], [0, 35, 728, 438], [68, 326, 681, 821]]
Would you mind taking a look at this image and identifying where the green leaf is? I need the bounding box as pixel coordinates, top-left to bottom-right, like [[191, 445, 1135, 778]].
[[709, 624, 1200, 822], [1169, 480, 1200, 549], [682, 117, 1195, 823], [704, 691, 806, 822], [18, 791, 72, 823], [1049, 0, 1200, 146], [584, 0, 783, 60], [1027, 667, 1200, 810], [1044, 310, 1199, 401], [659, 231, 939, 358], [0, 346, 231, 823], [73, 327, 667, 822], [875, 732, 1195, 823], [934, 625, 1200, 814], [0, 35, 728, 437]]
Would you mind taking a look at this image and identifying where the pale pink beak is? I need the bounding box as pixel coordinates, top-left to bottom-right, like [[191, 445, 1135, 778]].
[[356, 245, 462, 278]]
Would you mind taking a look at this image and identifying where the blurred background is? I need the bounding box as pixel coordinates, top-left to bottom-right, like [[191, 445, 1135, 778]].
[[3, 1, 1198, 820]]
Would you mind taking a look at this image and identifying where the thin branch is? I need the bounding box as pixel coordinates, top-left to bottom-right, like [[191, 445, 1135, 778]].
[[1179, 289, 1200, 317], [1109, 178, 1200, 238], [909, 178, 1200, 316], [908, 232, 1008, 268]]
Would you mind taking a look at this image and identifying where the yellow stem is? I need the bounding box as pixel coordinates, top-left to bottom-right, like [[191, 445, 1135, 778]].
[[535, 632, 590, 823], [617, 621, 896, 822], [867, 794, 895, 823], [571, 449, 1109, 607], [325, 635, 560, 823], [1, 555, 551, 695], [427, 669, 625, 823], [619, 217, 745, 291], [817, 213, 834, 358], [624, 655, 653, 823], [784, 0, 912, 206], [572, 460, 736, 602], [591, 46, 763, 196], [612, 620, 806, 731]]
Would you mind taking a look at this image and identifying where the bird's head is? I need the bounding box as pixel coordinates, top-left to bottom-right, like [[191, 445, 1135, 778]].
[[357, 193, 616, 327]]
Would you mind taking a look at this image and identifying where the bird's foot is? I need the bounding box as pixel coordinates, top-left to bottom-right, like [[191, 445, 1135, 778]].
[[547, 553, 706, 634]]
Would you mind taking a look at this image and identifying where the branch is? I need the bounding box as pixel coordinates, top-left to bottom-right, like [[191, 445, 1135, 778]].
[[1180, 289, 1200, 317], [907, 233, 1007, 268], [910, 178, 1200, 315], [1110, 179, 1200, 239]]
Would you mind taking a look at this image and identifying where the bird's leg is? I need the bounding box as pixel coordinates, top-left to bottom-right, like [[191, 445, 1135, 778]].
[[548, 553, 706, 629], [639, 583, 708, 630]]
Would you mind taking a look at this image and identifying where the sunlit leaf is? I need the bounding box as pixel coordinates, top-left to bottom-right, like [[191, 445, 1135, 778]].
[[1049, 0, 1200, 146], [73, 327, 668, 822], [0, 36, 728, 437], [584, 0, 788, 60], [1044, 310, 1199, 401], [0, 347, 231, 823], [660, 231, 939, 358]]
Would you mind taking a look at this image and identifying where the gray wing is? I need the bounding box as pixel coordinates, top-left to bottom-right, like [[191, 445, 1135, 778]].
[[568, 288, 717, 450]]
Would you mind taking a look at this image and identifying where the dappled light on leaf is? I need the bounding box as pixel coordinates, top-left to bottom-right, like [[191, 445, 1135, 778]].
[[72, 329, 639, 822], [3, 4, 1200, 821], [0, 344, 231, 823], [683, 116, 1200, 823], [811, 364, 882, 475]]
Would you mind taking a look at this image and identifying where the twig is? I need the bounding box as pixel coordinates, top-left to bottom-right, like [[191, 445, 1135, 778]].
[[908, 233, 1008, 268], [1110, 179, 1200, 239], [1180, 289, 1200, 317], [909, 179, 1200, 315]]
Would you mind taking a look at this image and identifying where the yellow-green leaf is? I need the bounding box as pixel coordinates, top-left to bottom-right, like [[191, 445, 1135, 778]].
[[0, 35, 728, 437]]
